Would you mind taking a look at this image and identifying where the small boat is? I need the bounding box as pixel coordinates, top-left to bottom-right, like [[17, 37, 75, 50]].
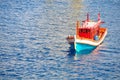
[[66, 13, 107, 53]]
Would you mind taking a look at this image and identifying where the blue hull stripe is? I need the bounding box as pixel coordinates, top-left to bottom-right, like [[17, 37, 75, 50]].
[[75, 43, 96, 53]]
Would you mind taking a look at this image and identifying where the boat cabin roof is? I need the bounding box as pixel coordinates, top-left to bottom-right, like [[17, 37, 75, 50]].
[[82, 22, 97, 28]]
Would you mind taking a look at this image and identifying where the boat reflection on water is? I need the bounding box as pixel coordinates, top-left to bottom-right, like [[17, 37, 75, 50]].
[[68, 44, 103, 60], [68, 45, 93, 58], [74, 49, 94, 60]]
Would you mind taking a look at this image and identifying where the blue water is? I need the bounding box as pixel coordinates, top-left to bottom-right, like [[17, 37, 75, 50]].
[[0, 0, 120, 80]]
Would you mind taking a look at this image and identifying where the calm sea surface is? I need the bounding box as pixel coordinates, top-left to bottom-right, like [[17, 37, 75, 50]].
[[0, 0, 120, 80]]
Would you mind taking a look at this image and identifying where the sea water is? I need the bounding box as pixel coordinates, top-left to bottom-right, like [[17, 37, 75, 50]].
[[0, 0, 120, 79]]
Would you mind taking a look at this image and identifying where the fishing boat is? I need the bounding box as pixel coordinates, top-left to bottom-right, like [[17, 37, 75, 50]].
[[66, 13, 107, 53]]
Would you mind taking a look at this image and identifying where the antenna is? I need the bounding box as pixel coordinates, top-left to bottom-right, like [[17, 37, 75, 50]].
[[87, 13, 89, 21]]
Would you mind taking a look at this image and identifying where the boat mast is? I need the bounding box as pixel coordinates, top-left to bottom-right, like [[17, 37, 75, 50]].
[[97, 13, 101, 35], [76, 21, 79, 34], [98, 13, 100, 21]]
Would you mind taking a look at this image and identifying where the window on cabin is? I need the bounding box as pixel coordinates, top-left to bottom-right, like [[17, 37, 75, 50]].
[[79, 29, 90, 33]]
